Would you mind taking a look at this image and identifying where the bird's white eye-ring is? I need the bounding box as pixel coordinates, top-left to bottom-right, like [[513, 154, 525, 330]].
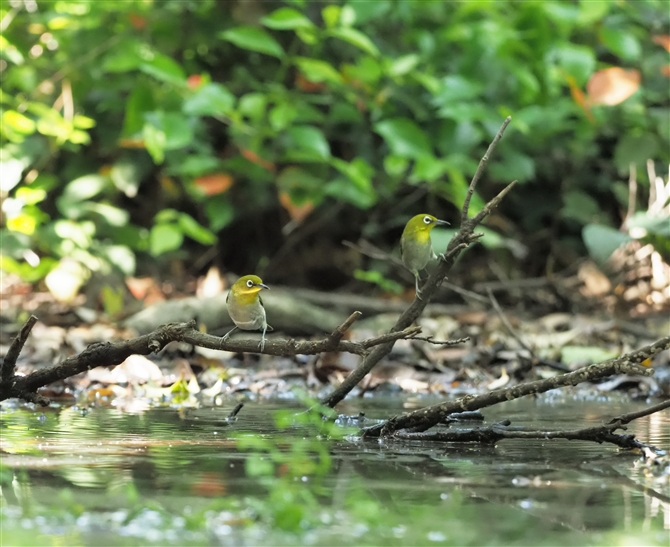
[[246, 279, 254, 288], [423, 216, 432, 224]]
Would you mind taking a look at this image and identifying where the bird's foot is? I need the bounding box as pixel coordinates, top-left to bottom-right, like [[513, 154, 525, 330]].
[[438, 252, 446, 262]]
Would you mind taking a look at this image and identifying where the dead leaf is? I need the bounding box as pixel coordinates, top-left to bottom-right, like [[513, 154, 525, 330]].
[[241, 149, 275, 172], [586, 67, 640, 106], [279, 191, 314, 224], [196, 266, 225, 298], [194, 173, 233, 195], [487, 368, 509, 390], [652, 35, 670, 52], [295, 72, 327, 93], [578, 261, 612, 297]]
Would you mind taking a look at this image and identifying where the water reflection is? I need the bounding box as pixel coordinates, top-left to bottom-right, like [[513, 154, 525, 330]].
[[1, 396, 668, 546]]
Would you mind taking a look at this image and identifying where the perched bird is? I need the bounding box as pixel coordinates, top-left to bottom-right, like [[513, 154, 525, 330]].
[[401, 214, 450, 298], [222, 275, 273, 351]]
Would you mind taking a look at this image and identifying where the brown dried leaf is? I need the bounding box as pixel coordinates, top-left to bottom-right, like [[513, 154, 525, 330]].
[[586, 67, 640, 106]]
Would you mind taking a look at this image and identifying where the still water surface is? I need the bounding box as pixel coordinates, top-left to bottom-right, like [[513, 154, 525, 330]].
[[1, 395, 669, 546]]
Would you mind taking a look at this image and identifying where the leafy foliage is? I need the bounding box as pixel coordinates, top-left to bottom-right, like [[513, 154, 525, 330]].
[[1, 0, 668, 292]]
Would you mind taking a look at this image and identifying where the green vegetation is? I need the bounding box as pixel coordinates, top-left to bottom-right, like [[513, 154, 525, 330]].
[[1, 0, 668, 292]]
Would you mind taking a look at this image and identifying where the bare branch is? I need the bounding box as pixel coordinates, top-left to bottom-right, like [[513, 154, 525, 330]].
[[461, 115, 512, 221], [0, 319, 425, 406], [1, 315, 38, 384], [361, 335, 670, 438]]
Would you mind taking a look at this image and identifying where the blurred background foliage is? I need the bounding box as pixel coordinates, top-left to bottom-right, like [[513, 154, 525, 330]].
[[1, 0, 668, 302]]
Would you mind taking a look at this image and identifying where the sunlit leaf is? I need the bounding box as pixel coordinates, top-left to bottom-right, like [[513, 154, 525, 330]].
[[261, 8, 314, 30], [219, 26, 284, 58], [285, 125, 331, 161], [294, 57, 342, 84], [327, 27, 379, 57], [149, 223, 183, 256]]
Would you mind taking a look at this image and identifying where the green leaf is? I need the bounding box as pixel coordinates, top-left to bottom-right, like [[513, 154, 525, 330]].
[[388, 54, 420, 77], [142, 122, 166, 164], [561, 346, 619, 365], [100, 245, 135, 276], [294, 57, 342, 83], [321, 5, 341, 28], [550, 43, 595, 86], [62, 175, 108, 202], [144, 112, 194, 151], [582, 224, 631, 264], [111, 158, 143, 198], [177, 213, 217, 245], [270, 102, 298, 131], [238, 93, 267, 122], [354, 269, 403, 294], [205, 195, 235, 232], [123, 81, 155, 136], [175, 155, 221, 177], [285, 125, 331, 161], [375, 118, 432, 159], [328, 157, 376, 208], [600, 27, 641, 61], [2, 110, 36, 135], [614, 134, 658, 175], [139, 54, 186, 86], [327, 27, 379, 57], [219, 26, 284, 58], [183, 83, 234, 117], [562, 191, 602, 224], [261, 7, 313, 30], [83, 202, 130, 227], [150, 223, 183, 256]]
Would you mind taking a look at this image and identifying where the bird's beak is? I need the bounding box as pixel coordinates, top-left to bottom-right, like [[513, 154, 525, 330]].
[[435, 219, 450, 226], [258, 283, 270, 290]]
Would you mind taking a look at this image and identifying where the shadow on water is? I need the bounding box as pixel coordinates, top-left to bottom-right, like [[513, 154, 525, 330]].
[[1, 395, 668, 546]]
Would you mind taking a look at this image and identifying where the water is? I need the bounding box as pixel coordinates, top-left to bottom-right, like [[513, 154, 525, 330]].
[[1, 395, 669, 546]]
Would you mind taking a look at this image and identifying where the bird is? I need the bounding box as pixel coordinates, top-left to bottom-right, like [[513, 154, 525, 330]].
[[400, 214, 450, 298], [222, 275, 273, 352]]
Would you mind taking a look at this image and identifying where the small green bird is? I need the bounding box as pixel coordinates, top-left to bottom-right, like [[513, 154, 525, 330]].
[[222, 275, 273, 351], [401, 214, 450, 298]]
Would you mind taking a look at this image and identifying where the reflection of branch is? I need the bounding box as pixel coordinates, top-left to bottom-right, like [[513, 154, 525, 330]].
[[0, 313, 458, 405], [362, 336, 669, 438], [321, 117, 516, 409], [395, 401, 670, 451], [394, 417, 662, 451], [487, 288, 569, 373]]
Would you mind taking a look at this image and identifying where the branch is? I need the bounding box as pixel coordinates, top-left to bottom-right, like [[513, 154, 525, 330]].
[[321, 117, 515, 409], [461, 115, 512, 220], [1, 315, 38, 384], [362, 335, 670, 438], [0, 314, 425, 406]]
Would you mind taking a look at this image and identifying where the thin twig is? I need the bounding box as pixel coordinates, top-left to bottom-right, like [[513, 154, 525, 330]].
[[1, 315, 38, 384], [227, 402, 244, 419], [461, 115, 512, 221], [410, 336, 471, 346], [607, 399, 670, 426]]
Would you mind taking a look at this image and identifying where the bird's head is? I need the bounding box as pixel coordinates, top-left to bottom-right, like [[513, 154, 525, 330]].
[[231, 275, 269, 297], [403, 214, 450, 238]]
